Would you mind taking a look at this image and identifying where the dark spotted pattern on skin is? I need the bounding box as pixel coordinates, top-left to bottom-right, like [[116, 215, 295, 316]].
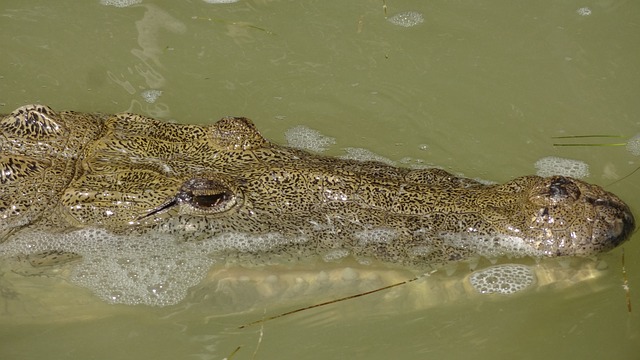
[[0, 105, 635, 268]]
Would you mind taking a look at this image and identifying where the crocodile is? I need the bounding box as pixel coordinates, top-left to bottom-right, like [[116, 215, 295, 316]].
[[0, 104, 635, 270]]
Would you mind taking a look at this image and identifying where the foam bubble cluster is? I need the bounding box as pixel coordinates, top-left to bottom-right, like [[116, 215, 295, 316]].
[[576, 7, 592, 16], [625, 133, 640, 156], [468, 264, 536, 294], [441, 234, 545, 259], [354, 228, 399, 245], [322, 248, 350, 262], [387, 11, 425, 27], [141, 89, 163, 103], [534, 156, 589, 178], [100, 0, 142, 7], [340, 147, 396, 166], [0, 229, 308, 306], [0, 229, 211, 306], [285, 125, 336, 153], [203, 0, 239, 3]]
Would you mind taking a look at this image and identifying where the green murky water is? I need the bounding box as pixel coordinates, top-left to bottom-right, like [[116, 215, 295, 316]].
[[1, 0, 639, 359]]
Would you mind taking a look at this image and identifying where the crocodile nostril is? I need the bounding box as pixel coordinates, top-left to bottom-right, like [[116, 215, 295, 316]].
[[548, 182, 568, 197], [547, 177, 580, 201]]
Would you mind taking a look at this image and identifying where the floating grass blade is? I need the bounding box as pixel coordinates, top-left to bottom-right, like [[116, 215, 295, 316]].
[[553, 143, 627, 147], [552, 134, 627, 147], [553, 135, 640, 187], [552, 135, 624, 139], [238, 271, 435, 329]]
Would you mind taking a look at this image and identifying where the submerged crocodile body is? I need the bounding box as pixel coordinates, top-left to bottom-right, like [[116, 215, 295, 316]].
[[0, 104, 635, 268]]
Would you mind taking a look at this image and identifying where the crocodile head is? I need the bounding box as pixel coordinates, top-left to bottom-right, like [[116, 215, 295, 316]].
[[515, 175, 634, 256]]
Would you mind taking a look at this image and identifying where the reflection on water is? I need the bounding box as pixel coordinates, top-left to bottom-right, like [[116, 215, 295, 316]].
[[0, 255, 635, 359], [106, 3, 186, 117], [0, 0, 639, 359]]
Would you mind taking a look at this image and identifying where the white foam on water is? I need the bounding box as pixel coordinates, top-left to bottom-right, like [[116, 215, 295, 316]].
[[625, 133, 640, 156], [387, 11, 425, 27], [576, 7, 592, 16], [468, 264, 536, 294], [399, 156, 428, 168], [203, 0, 239, 3], [141, 89, 162, 103], [0, 229, 308, 306], [322, 248, 350, 262], [100, 0, 142, 7], [534, 156, 590, 178], [340, 147, 396, 166], [285, 125, 336, 153], [354, 228, 399, 245], [440, 233, 546, 259], [473, 177, 497, 185]]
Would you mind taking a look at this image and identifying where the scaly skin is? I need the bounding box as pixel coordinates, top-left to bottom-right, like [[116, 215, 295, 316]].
[[0, 105, 635, 268]]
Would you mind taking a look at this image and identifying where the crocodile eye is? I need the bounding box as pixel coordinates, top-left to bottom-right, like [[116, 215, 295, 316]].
[[190, 190, 230, 209], [179, 176, 238, 213], [139, 175, 240, 220]]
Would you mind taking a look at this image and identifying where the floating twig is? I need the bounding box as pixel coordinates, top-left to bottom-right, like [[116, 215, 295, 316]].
[[552, 134, 640, 186], [224, 345, 241, 360], [238, 272, 433, 329], [552, 135, 624, 139], [552, 134, 626, 147], [606, 166, 640, 188], [552, 143, 627, 147]]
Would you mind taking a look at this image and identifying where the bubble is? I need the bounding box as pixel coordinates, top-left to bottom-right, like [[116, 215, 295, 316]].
[[408, 245, 433, 257], [440, 233, 545, 259], [576, 7, 592, 16], [354, 228, 399, 245], [100, 0, 142, 7], [141, 89, 162, 103], [625, 134, 640, 156], [323, 248, 350, 262], [340, 147, 395, 166], [0, 228, 306, 306], [472, 177, 497, 186], [534, 156, 590, 178], [468, 264, 536, 295], [387, 11, 424, 27], [285, 125, 336, 153]]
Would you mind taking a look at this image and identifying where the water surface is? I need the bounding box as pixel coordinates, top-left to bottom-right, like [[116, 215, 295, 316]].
[[1, 0, 639, 359]]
